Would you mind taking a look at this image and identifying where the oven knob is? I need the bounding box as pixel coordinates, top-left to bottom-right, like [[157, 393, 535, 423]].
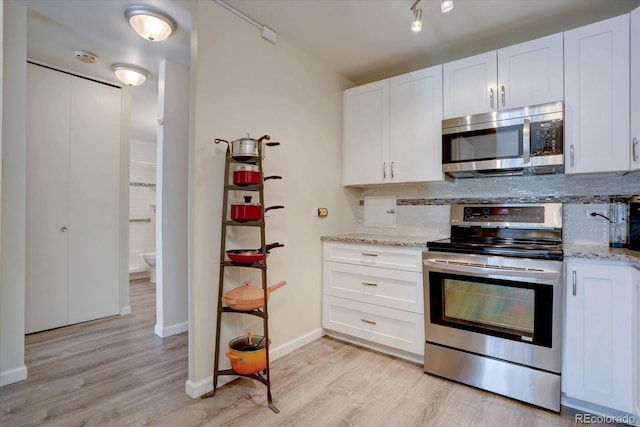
[[483, 215, 489, 220]]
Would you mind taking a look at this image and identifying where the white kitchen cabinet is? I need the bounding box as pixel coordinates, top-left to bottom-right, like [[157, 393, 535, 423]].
[[343, 66, 443, 185], [26, 63, 122, 333], [563, 260, 637, 415], [443, 33, 563, 119], [564, 14, 630, 174], [631, 7, 640, 172], [322, 242, 424, 361]]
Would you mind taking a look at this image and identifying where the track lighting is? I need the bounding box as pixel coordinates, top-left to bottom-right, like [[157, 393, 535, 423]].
[[111, 64, 151, 86], [410, 0, 423, 33], [124, 5, 176, 42], [441, 0, 454, 14]]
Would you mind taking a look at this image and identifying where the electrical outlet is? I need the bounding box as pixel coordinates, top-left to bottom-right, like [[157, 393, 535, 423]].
[[318, 208, 329, 217]]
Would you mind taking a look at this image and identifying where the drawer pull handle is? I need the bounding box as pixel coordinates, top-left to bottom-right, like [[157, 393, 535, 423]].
[[361, 253, 378, 257], [361, 318, 377, 325], [361, 282, 378, 287]]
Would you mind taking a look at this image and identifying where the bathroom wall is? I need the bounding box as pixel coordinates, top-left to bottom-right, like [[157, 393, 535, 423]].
[[129, 139, 156, 275], [358, 172, 640, 246]]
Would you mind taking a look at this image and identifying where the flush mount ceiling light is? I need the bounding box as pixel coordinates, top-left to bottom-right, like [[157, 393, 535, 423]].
[[410, 0, 423, 32], [441, 0, 454, 14], [124, 5, 176, 42], [111, 63, 151, 86]]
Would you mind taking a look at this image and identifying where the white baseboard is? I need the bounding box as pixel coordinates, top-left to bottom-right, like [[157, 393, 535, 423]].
[[185, 375, 237, 399], [184, 328, 324, 398], [269, 328, 324, 361], [0, 365, 28, 387], [120, 305, 132, 316], [155, 321, 188, 337]]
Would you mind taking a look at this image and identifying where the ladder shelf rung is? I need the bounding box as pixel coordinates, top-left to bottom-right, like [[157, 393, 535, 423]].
[[220, 306, 268, 318], [221, 261, 266, 269]]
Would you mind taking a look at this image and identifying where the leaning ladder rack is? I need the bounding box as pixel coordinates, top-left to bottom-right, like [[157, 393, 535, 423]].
[[201, 135, 282, 414]]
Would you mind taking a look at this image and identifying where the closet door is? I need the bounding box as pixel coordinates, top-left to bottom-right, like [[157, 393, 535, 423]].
[[67, 77, 121, 324], [26, 64, 72, 333]]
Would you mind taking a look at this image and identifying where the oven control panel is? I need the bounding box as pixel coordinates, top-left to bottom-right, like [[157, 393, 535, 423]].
[[462, 206, 545, 223]]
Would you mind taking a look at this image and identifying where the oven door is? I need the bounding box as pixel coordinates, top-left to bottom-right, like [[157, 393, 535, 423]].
[[423, 251, 563, 373]]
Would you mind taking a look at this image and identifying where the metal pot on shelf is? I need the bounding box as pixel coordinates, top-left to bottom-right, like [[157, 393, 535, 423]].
[[226, 332, 269, 375], [230, 196, 283, 222], [214, 134, 279, 161], [222, 280, 286, 311], [233, 164, 260, 186]]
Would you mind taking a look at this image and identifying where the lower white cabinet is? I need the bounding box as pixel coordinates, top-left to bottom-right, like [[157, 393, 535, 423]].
[[563, 259, 638, 416], [322, 242, 424, 359]]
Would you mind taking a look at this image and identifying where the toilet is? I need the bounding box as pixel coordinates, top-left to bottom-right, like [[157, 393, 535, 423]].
[[141, 252, 156, 283]]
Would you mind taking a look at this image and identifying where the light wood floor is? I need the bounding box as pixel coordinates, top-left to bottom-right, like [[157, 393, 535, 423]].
[[0, 279, 621, 426]]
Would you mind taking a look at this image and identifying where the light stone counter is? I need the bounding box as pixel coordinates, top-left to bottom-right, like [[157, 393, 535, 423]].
[[564, 243, 640, 267], [320, 233, 446, 248]]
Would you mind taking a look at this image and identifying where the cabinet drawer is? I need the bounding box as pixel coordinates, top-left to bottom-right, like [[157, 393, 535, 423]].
[[323, 262, 423, 313], [323, 242, 423, 272], [322, 295, 424, 355]]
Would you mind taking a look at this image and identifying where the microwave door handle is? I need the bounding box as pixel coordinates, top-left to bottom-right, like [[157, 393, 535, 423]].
[[523, 118, 530, 164]]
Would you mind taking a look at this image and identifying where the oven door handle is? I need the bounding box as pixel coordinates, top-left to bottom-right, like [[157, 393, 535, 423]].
[[423, 259, 562, 280]]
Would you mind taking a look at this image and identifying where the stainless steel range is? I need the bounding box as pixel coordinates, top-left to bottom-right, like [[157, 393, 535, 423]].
[[423, 203, 563, 412]]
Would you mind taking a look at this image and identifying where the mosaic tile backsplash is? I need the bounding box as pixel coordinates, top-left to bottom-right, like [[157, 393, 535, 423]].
[[357, 172, 640, 245]]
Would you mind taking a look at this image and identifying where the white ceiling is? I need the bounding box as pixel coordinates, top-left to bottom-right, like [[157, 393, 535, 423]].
[[16, 0, 640, 142]]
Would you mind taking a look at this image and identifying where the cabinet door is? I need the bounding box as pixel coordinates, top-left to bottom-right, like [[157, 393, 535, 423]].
[[67, 77, 121, 324], [390, 65, 443, 183], [26, 64, 72, 333], [564, 261, 635, 413], [497, 33, 563, 110], [343, 80, 389, 185], [631, 7, 640, 172], [564, 15, 630, 174], [443, 51, 497, 119]]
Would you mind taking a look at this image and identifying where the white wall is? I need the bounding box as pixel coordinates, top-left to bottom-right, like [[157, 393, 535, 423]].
[[155, 59, 189, 337], [186, 1, 358, 396], [0, 0, 27, 386]]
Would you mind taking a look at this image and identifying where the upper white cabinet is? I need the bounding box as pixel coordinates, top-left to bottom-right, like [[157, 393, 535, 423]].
[[443, 33, 563, 119], [564, 14, 630, 174], [26, 63, 122, 333], [343, 65, 443, 186], [563, 260, 637, 415], [631, 7, 640, 172]]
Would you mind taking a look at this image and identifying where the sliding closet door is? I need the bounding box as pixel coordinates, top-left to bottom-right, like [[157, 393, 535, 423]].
[[25, 64, 72, 333], [67, 76, 121, 324]]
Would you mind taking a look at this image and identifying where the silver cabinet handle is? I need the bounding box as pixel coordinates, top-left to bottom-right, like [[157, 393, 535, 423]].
[[386, 209, 396, 214], [61, 226, 68, 232], [361, 282, 378, 287], [633, 137, 638, 162], [361, 319, 377, 325], [522, 118, 530, 164], [570, 145, 575, 167], [489, 88, 494, 109], [383, 162, 386, 179], [501, 85, 506, 107], [391, 161, 394, 178], [361, 253, 378, 257], [572, 270, 577, 296]]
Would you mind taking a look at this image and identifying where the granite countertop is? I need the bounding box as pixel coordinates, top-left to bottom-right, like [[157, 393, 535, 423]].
[[322, 234, 640, 268], [564, 243, 640, 267], [320, 233, 445, 248]]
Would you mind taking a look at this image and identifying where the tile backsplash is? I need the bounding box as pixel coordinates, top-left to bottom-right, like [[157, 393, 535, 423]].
[[357, 172, 640, 245]]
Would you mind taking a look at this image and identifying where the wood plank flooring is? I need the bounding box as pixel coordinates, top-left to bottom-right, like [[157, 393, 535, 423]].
[[0, 279, 623, 426]]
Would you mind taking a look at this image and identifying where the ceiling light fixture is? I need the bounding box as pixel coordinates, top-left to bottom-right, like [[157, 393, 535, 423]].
[[410, 0, 423, 33], [441, 0, 454, 14], [124, 5, 176, 42], [111, 63, 151, 86]]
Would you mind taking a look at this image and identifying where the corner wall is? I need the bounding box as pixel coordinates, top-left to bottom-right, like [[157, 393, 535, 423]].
[[0, 0, 27, 386], [187, 1, 357, 395]]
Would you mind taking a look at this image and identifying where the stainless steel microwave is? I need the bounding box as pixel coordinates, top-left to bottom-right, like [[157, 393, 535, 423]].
[[441, 101, 564, 178]]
